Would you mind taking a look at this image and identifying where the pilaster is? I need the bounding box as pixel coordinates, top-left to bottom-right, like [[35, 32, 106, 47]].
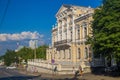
[[57, 21, 60, 41], [71, 43, 77, 64], [72, 15, 75, 42]]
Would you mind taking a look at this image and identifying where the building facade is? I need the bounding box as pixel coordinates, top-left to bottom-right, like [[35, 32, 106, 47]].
[[46, 5, 94, 68]]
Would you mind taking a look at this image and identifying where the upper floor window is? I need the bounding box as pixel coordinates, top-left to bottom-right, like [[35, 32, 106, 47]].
[[77, 29, 80, 39], [84, 27, 87, 38], [82, 22, 87, 27]]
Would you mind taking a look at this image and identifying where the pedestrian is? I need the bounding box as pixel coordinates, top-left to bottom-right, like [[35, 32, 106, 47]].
[[72, 67, 75, 74], [79, 65, 83, 77], [53, 66, 57, 75]]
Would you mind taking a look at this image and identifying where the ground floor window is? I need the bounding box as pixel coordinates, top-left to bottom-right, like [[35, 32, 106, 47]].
[[69, 49, 71, 59], [85, 47, 88, 59]]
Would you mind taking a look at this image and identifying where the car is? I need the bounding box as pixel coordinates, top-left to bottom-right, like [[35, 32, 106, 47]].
[[6, 66, 16, 69]]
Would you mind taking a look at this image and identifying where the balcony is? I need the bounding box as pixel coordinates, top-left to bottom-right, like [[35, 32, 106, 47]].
[[54, 39, 72, 47]]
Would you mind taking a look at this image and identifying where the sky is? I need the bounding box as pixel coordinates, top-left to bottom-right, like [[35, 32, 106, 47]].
[[0, 0, 102, 55]]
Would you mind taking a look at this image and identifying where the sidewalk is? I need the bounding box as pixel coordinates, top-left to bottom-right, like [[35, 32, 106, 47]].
[[18, 68, 120, 80]]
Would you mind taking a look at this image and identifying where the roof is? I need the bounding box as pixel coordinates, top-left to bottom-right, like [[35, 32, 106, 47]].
[[56, 4, 94, 17]]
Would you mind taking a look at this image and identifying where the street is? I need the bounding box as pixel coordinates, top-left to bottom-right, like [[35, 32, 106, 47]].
[[0, 66, 41, 80], [0, 66, 120, 80]]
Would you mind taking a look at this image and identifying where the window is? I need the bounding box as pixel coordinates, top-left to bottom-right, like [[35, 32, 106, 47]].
[[77, 48, 81, 59], [69, 49, 71, 59], [84, 27, 87, 38], [71, 31, 72, 41], [82, 22, 87, 38], [85, 47, 88, 59], [78, 29, 80, 39]]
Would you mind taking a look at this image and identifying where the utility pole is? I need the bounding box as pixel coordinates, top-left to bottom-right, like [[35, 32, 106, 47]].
[[34, 40, 37, 59]]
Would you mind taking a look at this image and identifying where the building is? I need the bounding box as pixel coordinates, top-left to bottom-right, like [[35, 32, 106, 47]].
[[46, 4, 94, 69], [29, 40, 38, 49], [27, 5, 95, 74], [15, 42, 24, 52]]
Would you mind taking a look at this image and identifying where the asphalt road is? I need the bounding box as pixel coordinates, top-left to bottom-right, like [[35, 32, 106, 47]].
[[0, 66, 42, 80], [1, 66, 120, 80]]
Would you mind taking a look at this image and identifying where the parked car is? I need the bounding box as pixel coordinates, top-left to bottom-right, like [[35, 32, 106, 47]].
[[6, 66, 16, 69]]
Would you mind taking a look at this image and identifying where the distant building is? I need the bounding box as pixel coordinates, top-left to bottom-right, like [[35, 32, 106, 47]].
[[15, 42, 24, 52], [29, 40, 38, 49]]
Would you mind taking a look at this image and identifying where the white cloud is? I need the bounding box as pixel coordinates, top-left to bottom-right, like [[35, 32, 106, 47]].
[[0, 31, 44, 41]]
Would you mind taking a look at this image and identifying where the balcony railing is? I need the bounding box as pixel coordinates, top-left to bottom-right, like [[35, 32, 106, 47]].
[[54, 39, 72, 46]]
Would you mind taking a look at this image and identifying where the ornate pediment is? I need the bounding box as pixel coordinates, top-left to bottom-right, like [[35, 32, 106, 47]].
[[56, 5, 72, 17]]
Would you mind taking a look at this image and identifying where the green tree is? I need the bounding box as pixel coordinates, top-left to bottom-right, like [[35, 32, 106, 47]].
[[91, 0, 120, 64], [36, 45, 48, 59], [17, 47, 34, 62], [4, 50, 18, 66]]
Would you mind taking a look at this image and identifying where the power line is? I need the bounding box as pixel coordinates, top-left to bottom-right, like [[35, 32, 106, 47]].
[[0, 0, 10, 27]]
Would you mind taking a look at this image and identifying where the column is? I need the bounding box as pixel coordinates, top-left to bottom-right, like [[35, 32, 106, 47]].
[[76, 25, 78, 40], [57, 21, 60, 41], [83, 25, 84, 39], [67, 17, 70, 41], [62, 20, 64, 40], [67, 49, 69, 60], [72, 15, 75, 42], [87, 46, 89, 59], [80, 25, 82, 40]]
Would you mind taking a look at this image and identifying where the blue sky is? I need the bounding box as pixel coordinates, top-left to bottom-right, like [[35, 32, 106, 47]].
[[0, 0, 102, 55]]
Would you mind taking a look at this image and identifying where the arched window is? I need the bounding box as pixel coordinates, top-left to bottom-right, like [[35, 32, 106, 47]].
[[85, 47, 88, 59], [77, 48, 81, 59]]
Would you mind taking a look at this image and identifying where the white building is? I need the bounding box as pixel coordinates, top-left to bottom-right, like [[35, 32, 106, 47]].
[[29, 40, 38, 49]]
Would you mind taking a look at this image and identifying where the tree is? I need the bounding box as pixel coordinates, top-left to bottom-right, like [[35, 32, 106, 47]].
[[91, 0, 120, 64], [17, 47, 34, 62], [3, 45, 48, 66], [36, 45, 48, 59], [4, 50, 18, 66]]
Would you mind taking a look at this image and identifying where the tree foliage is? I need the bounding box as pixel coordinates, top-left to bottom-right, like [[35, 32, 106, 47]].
[[36, 45, 48, 59], [4, 50, 18, 66], [91, 0, 120, 62], [3, 45, 48, 66], [16, 47, 34, 62]]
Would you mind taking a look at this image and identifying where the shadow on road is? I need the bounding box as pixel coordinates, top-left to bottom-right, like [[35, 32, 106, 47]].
[[0, 75, 41, 80]]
